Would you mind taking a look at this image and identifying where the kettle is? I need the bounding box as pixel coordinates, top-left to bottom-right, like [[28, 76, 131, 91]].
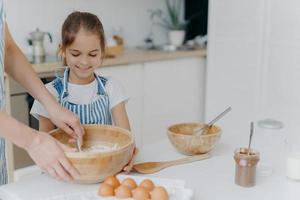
[[29, 28, 52, 64]]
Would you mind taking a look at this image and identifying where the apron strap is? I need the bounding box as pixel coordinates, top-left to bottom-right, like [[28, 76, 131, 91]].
[[53, 69, 109, 104], [52, 68, 69, 103], [95, 75, 108, 95], [61, 68, 70, 98]]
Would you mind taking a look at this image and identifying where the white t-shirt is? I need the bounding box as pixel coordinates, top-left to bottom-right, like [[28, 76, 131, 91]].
[[30, 76, 129, 120]]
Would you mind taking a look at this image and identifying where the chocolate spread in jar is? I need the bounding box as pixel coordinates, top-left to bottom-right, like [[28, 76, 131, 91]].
[[234, 147, 260, 187]]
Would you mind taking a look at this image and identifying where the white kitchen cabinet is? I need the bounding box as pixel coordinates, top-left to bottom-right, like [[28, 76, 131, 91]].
[[95, 64, 144, 148], [96, 57, 206, 147], [143, 58, 206, 144]]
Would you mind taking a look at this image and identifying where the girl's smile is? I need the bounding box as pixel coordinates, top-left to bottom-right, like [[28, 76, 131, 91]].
[[75, 65, 93, 71]]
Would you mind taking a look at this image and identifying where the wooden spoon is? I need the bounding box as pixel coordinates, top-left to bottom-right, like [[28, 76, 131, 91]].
[[133, 153, 211, 174]]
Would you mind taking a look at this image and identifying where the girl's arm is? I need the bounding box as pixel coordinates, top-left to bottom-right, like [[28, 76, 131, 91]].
[[39, 116, 56, 132], [111, 102, 130, 130], [112, 102, 136, 173]]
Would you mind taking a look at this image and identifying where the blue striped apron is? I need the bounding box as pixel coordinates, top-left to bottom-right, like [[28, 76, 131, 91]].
[[0, 0, 8, 185], [52, 69, 112, 125]]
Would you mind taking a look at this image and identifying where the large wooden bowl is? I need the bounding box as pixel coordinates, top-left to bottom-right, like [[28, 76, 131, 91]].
[[49, 124, 134, 184], [167, 123, 222, 155]]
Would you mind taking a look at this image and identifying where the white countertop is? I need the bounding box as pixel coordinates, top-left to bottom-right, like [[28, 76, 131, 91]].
[[32, 48, 206, 78], [0, 136, 299, 200], [138, 139, 300, 200]]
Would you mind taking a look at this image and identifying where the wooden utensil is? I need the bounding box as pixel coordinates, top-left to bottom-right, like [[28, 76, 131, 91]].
[[133, 153, 211, 174], [50, 124, 134, 184]]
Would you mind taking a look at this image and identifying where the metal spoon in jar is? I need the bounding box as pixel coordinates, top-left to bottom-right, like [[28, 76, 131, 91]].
[[247, 122, 254, 155], [194, 107, 232, 136]]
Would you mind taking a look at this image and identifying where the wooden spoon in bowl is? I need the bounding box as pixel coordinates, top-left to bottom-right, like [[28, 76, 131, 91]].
[[133, 153, 210, 174]]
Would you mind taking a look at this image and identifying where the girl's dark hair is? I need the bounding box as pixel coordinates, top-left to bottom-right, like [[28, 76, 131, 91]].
[[60, 11, 106, 63]]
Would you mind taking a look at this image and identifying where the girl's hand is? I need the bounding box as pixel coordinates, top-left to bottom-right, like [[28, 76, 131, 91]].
[[26, 132, 80, 182], [122, 147, 138, 173], [48, 104, 84, 145]]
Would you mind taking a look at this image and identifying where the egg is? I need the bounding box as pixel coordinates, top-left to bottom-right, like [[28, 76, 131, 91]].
[[121, 177, 137, 189], [115, 185, 132, 198], [97, 183, 114, 197], [132, 186, 150, 200], [104, 176, 120, 189], [151, 186, 169, 200], [139, 179, 155, 191]]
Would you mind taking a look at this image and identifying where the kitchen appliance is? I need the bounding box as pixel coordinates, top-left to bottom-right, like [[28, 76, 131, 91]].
[[29, 28, 52, 64]]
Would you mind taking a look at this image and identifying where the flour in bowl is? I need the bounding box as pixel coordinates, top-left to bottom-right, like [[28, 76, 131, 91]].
[[82, 142, 119, 153]]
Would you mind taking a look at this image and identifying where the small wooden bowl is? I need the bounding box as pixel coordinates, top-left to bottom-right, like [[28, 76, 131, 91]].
[[50, 124, 134, 184], [167, 123, 222, 155]]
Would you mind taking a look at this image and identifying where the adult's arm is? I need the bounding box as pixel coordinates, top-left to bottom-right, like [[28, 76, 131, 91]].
[[4, 23, 84, 141]]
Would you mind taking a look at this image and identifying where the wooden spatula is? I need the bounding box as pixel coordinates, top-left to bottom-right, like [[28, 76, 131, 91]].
[[132, 153, 211, 174]]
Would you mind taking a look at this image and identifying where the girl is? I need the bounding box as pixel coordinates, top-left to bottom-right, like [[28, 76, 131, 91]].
[[31, 11, 130, 132], [31, 11, 135, 172]]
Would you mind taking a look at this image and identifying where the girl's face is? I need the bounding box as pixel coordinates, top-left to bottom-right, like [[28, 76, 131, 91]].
[[63, 28, 102, 84]]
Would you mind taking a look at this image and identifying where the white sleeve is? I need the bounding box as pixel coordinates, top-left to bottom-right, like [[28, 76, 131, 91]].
[[30, 83, 59, 120], [105, 77, 130, 109]]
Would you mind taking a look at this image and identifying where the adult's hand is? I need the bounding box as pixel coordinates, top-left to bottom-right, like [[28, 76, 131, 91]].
[[48, 104, 84, 145], [0, 112, 80, 181], [26, 131, 80, 181]]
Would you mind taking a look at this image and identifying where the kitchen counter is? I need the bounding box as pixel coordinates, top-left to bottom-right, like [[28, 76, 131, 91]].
[[138, 140, 299, 200], [0, 135, 299, 200], [4, 48, 207, 181], [32, 48, 206, 77]]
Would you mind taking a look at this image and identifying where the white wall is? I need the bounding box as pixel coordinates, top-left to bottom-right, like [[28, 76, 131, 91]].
[[206, 0, 264, 146], [206, 0, 300, 156], [5, 0, 168, 55]]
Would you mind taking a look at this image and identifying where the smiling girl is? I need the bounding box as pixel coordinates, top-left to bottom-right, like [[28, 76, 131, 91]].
[[31, 11, 130, 132]]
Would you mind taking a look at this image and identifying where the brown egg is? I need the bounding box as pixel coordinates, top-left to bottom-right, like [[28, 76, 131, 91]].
[[132, 186, 150, 200], [151, 186, 169, 200], [121, 177, 137, 189], [115, 185, 132, 198], [97, 183, 114, 197], [139, 179, 155, 191], [104, 176, 120, 189]]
